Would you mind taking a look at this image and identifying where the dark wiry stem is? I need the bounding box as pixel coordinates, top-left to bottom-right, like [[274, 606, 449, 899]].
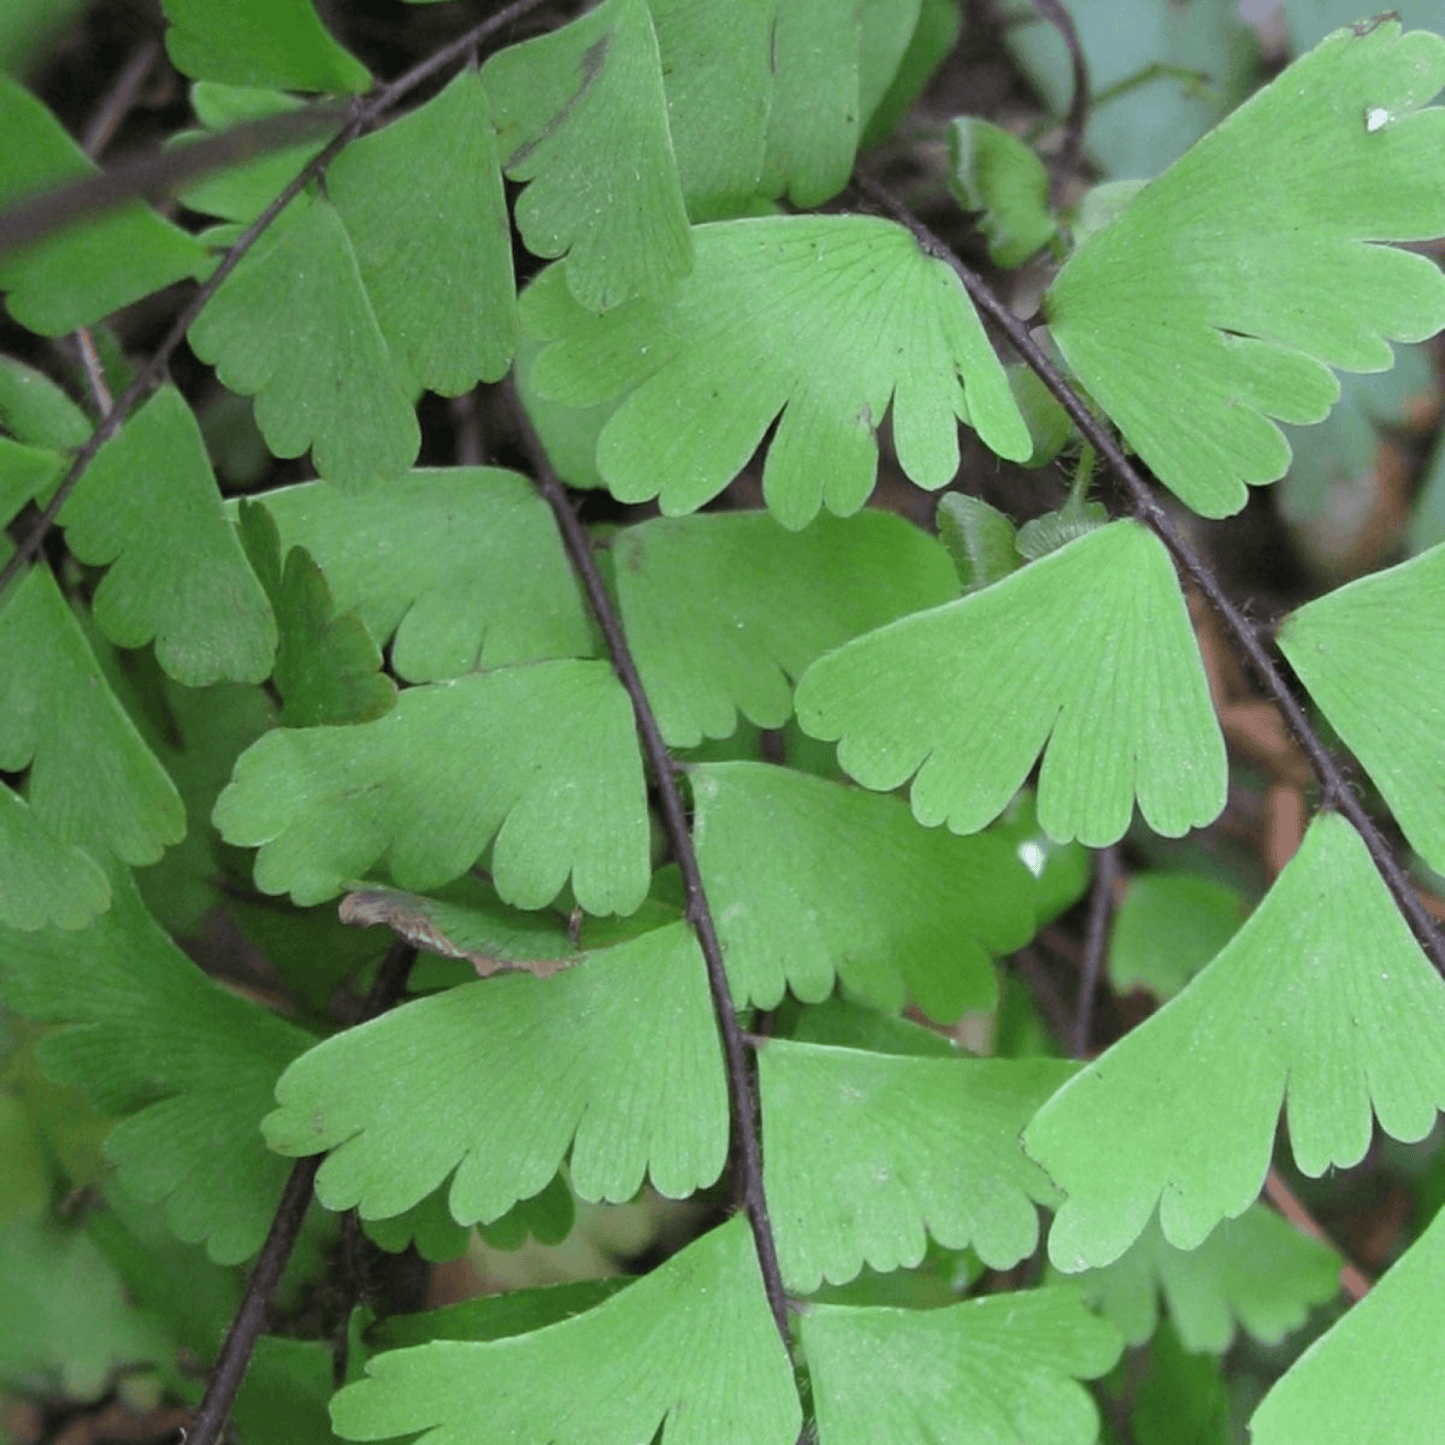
[[1072, 845, 1116, 1056], [0, 0, 553, 602], [185, 940, 417, 1445], [511, 390, 794, 1347], [1030, 0, 1090, 199], [853, 171, 1445, 977]]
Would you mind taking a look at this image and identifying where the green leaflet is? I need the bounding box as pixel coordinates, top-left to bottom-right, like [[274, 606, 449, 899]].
[[160, 0, 369, 92], [1047, 21, 1445, 518], [795, 520, 1226, 845], [1279, 541, 1445, 876], [948, 117, 1056, 267], [0, 567, 184, 865], [0, 1216, 171, 1399], [1025, 813, 1445, 1271], [935, 492, 1021, 591], [0, 786, 110, 931], [60, 387, 276, 687], [0, 77, 205, 335], [1250, 1205, 1445, 1444], [326, 70, 517, 396], [524, 214, 1032, 529], [184, 72, 513, 488], [264, 923, 726, 1221], [1109, 871, 1247, 1000], [691, 761, 1035, 1019], [250, 469, 593, 682], [0, 866, 314, 1263], [1065, 1207, 1340, 1354], [760, 1041, 1073, 1291], [237, 499, 397, 727], [481, 0, 692, 312], [331, 1217, 801, 1445], [801, 1289, 1122, 1445], [189, 195, 419, 487], [613, 509, 958, 746], [213, 659, 650, 914]]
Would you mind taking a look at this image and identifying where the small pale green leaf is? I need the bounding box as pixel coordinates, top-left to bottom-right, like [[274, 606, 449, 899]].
[[526, 215, 1031, 527], [615, 509, 958, 745], [936, 493, 1020, 592], [795, 520, 1226, 845], [250, 469, 593, 682], [481, 0, 691, 311], [188, 194, 419, 486], [214, 660, 648, 913], [0, 785, 110, 931], [264, 925, 725, 1218], [1047, 21, 1445, 518], [161, 0, 369, 91], [331, 1216, 801, 1445], [0, 866, 314, 1262], [1250, 1203, 1445, 1444], [237, 499, 397, 726], [0, 356, 90, 448], [1066, 1206, 1340, 1354], [327, 71, 517, 394], [692, 761, 1035, 1018], [1279, 542, 1445, 875], [0, 567, 184, 864], [1026, 812, 1445, 1271], [60, 387, 276, 686], [948, 117, 1056, 267], [762, 1040, 1074, 1290], [0, 76, 205, 335], [1109, 871, 1246, 1000], [803, 1288, 1122, 1445]]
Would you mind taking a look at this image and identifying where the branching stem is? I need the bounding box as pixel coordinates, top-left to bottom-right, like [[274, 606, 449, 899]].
[[854, 171, 1445, 977], [0, 0, 553, 602], [184, 940, 417, 1445], [512, 392, 795, 1349]]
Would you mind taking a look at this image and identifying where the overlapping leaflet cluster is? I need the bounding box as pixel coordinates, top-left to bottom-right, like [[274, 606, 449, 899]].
[[3, 2, 1445, 1440]]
